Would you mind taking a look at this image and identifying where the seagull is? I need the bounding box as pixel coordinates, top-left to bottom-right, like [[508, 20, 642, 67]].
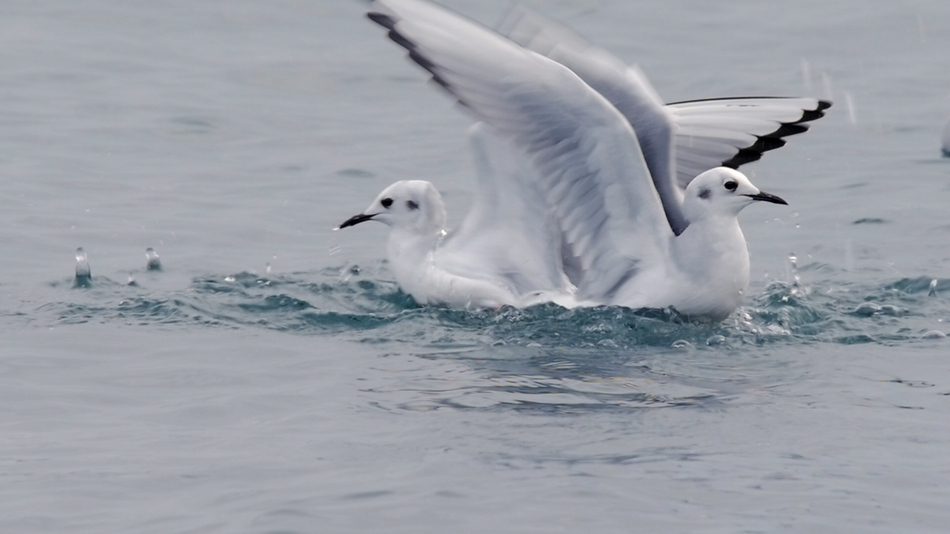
[[337, 127, 577, 309], [344, 0, 829, 319]]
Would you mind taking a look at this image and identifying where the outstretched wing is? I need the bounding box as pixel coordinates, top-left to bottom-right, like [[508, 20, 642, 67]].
[[668, 97, 831, 188], [438, 124, 569, 295], [496, 8, 831, 222], [367, 0, 673, 301], [497, 6, 686, 235]]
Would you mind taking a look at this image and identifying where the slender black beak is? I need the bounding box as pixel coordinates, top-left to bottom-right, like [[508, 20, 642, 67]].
[[336, 212, 376, 230], [744, 191, 788, 205]]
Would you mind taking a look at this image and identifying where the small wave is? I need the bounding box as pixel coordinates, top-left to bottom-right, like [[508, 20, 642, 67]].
[[34, 266, 950, 346], [30, 266, 948, 419]]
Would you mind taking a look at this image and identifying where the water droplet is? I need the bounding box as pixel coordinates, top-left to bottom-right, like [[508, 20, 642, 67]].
[[224, 275, 236, 283], [821, 71, 834, 103], [74, 247, 91, 286], [787, 252, 801, 289], [928, 278, 937, 297], [265, 262, 272, 275], [844, 92, 856, 125], [801, 58, 812, 92], [145, 247, 162, 271]]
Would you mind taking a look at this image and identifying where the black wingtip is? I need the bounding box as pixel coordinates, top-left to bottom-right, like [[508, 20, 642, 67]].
[[714, 98, 832, 169], [774, 123, 809, 138], [366, 8, 469, 110], [366, 12, 397, 30], [800, 99, 833, 122], [386, 28, 413, 51], [721, 149, 763, 169]]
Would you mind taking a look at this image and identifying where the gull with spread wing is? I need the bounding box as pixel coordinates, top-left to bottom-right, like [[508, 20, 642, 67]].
[[340, 0, 829, 320]]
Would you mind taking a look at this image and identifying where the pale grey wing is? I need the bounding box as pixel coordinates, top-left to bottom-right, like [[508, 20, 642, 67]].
[[497, 6, 686, 235], [367, 0, 673, 301], [668, 97, 832, 188], [437, 124, 568, 295]]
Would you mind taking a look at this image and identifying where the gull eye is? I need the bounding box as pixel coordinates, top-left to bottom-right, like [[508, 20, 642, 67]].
[[724, 180, 738, 192], [406, 200, 419, 210], [381, 197, 393, 208]]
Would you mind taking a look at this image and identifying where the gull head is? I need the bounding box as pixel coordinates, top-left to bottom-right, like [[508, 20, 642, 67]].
[[682, 167, 787, 221], [337, 180, 447, 235]]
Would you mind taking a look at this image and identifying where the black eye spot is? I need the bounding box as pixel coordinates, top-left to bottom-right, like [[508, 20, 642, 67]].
[[406, 200, 419, 210], [381, 198, 393, 208], [698, 188, 711, 200], [724, 181, 738, 191]]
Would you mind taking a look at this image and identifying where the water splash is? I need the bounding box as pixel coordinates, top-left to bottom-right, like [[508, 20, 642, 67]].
[[74, 247, 92, 287], [145, 248, 162, 271], [786, 252, 805, 298], [800, 57, 812, 92], [844, 91, 856, 125], [41, 263, 950, 348]]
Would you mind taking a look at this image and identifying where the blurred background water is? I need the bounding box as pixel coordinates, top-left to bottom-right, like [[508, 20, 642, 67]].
[[2, 0, 950, 532]]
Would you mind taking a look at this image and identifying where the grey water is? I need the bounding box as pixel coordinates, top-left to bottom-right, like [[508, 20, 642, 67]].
[[1, 0, 949, 532]]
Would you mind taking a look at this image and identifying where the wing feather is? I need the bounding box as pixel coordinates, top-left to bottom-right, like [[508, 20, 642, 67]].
[[498, 6, 687, 235], [368, 0, 672, 301], [497, 8, 831, 221], [668, 97, 832, 187]]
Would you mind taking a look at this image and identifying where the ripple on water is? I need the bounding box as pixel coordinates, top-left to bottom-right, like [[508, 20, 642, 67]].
[[36, 264, 950, 347], [30, 263, 949, 423]]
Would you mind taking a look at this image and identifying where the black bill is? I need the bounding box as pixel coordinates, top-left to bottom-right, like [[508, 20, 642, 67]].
[[337, 213, 376, 229], [744, 191, 788, 205]]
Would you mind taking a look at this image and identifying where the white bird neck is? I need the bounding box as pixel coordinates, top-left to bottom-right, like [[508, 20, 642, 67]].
[[673, 214, 750, 293], [386, 226, 446, 285]]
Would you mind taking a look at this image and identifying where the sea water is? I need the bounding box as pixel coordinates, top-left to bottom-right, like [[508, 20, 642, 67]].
[[1, 0, 949, 532]]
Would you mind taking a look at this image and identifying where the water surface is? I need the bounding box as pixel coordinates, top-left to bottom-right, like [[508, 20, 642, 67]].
[[1, 1, 949, 532]]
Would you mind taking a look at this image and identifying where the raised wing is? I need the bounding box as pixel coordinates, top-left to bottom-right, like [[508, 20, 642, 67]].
[[496, 8, 831, 221], [497, 6, 686, 235], [438, 124, 569, 295], [667, 97, 832, 188], [367, 0, 673, 301]]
